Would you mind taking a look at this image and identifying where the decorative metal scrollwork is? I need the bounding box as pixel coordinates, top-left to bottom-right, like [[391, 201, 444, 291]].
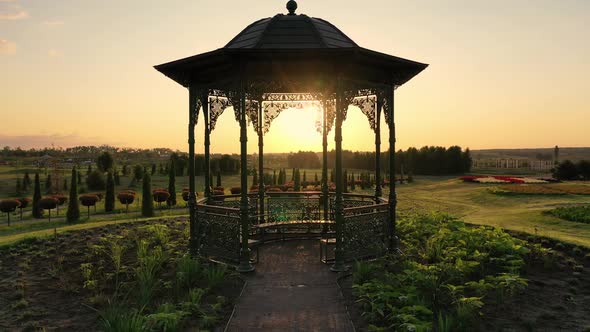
[[315, 99, 336, 134], [352, 95, 377, 132], [263, 100, 320, 134], [209, 96, 230, 132], [245, 100, 260, 133]]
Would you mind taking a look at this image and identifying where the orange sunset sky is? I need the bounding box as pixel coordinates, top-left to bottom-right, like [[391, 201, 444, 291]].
[[0, 0, 588, 153]]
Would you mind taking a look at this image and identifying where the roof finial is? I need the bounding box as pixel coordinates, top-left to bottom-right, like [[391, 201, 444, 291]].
[[286, 0, 297, 15]]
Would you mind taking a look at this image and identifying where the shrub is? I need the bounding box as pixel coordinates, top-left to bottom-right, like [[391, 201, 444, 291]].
[[87, 170, 106, 191], [167, 159, 176, 207], [117, 192, 135, 213], [97, 152, 114, 172], [230, 187, 241, 195]]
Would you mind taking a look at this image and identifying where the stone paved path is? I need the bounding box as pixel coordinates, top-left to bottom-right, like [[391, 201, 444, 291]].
[[225, 240, 355, 332]]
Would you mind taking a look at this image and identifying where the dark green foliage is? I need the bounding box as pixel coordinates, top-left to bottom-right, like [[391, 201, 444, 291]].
[[77, 171, 82, 185], [67, 167, 80, 222], [122, 164, 129, 176], [114, 170, 120, 186], [294, 169, 301, 191], [45, 174, 52, 194], [216, 172, 222, 188], [253, 170, 258, 186], [133, 165, 144, 182], [23, 172, 31, 191], [353, 214, 533, 331], [170, 153, 187, 176], [314, 173, 319, 184], [552, 160, 580, 180], [87, 164, 92, 175], [87, 170, 106, 191], [105, 171, 115, 212], [577, 160, 590, 180], [287, 151, 321, 169], [32, 173, 42, 218], [63, 178, 68, 191], [151, 163, 156, 175], [302, 170, 307, 184], [350, 173, 356, 190], [343, 170, 348, 193], [96, 151, 114, 172], [272, 170, 277, 186], [547, 205, 590, 224], [291, 168, 296, 181], [167, 160, 176, 207], [142, 172, 154, 217]]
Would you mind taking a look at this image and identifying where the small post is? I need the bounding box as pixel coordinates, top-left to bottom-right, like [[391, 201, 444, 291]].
[[188, 86, 199, 256]]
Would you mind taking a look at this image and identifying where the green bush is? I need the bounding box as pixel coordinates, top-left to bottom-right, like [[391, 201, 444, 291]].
[[546, 205, 590, 224], [353, 213, 532, 331]]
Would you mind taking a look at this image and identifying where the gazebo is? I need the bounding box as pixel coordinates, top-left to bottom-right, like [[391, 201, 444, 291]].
[[155, 1, 427, 272]]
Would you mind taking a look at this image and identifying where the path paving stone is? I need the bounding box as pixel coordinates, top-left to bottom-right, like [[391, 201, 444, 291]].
[[226, 240, 355, 332]]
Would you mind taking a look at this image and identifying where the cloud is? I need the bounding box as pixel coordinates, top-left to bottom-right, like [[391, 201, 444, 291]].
[[0, 1, 28, 20], [48, 49, 63, 57], [42, 20, 64, 26], [0, 38, 16, 55], [0, 134, 122, 149]]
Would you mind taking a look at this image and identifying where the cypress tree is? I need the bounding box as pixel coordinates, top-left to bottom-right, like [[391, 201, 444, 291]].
[[77, 171, 82, 185], [330, 169, 335, 183], [87, 164, 92, 175], [67, 167, 80, 222], [294, 169, 301, 191], [253, 169, 259, 186], [315, 173, 319, 185], [291, 168, 296, 181], [343, 170, 348, 193], [32, 173, 43, 218], [23, 172, 31, 191], [63, 178, 68, 191], [272, 170, 277, 186], [350, 173, 356, 191], [141, 172, 154, 217], [114, 170, 120, 186], [216, 171, 222, 187], [167, 159, 176, 207], [303, 171, 307, 185], [122, 164, 128, 176], [16, 178, 22, 195], [151, 164, 156, 175], [105, 171, 115, 212], [45, 174, 52, 194]]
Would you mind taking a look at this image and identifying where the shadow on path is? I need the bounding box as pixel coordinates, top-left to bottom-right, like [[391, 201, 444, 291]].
[[226, 240, 355, 332]]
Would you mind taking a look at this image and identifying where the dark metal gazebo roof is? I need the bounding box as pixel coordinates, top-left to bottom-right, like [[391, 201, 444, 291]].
[[155, 3, 428, 91]]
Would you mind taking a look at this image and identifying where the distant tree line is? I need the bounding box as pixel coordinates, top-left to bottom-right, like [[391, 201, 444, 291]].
[[287, 146, 472, 175], [552, 160, 590, 181]]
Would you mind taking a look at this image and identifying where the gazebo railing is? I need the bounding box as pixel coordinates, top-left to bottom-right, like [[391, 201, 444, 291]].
[[196, 202, 241, 263], [266, 191, 323, 223], [342, 202, 389, 261]]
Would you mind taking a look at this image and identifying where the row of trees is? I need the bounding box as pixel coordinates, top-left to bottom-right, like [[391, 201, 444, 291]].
[[286, 146, 472, 175], [552, 160, 590, 181]]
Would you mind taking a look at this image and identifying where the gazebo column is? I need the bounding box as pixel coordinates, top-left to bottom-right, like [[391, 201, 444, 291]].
[[237, 82, 254, 273], [375, 95, 383, 200], [203, 93, 211, 200], [321, 99, 329, 221], [257, 100, 265, 224], [331, 83, 347, 272], [386, 86, 397, 251], [188, 86, 199, 255]]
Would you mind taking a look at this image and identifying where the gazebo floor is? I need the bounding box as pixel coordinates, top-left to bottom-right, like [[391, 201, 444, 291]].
[[225, 240, 355, 331]]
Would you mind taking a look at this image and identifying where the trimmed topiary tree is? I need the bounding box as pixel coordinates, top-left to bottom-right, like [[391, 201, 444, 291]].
[[294, 169, 301, 191], [105, 171, 115, 212], [142, 172, 154, 217], [153, 190, 170, 209], [79, 194, 99, 219], [38, 197, 58, 222], [117, 191, 135, 213], [0, 199, 21, 226], [45, 174, 52, 194], [32, 173, 43, 219], [67, 167, 80, 223]]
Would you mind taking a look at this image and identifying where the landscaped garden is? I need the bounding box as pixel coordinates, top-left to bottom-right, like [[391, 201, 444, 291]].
[[340, 213, 590, 331], [0, 218, 244, 331]]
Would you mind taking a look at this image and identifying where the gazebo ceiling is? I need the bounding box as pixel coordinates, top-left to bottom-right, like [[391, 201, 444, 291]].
[[155, 1, 428, 91]]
